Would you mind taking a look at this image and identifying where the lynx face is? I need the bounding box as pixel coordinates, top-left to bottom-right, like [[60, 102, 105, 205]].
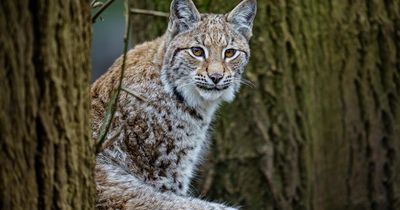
[[161, 0, 256, 106]]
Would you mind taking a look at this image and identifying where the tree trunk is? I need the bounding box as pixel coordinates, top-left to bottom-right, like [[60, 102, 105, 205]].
[[128, 0, 400, 209], [0, 1, 94, 209]]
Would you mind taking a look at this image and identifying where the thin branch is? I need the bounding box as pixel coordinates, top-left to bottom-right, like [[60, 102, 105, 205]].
[[92, 0, 116, 23], [101, 128, 122, 150], [130, 8, 169, 18], [200, 168, 216, 196], [96, 0, 132, 153], [121, 87, 147, 101], [91, 0, 104, 8], [90, 0, 97, 7]]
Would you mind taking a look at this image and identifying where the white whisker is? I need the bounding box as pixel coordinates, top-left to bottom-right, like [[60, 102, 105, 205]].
[[232, 78, 255, 88]]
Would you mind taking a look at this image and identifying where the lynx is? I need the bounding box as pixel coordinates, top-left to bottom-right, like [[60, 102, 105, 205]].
[[91, 0, 256, 209]]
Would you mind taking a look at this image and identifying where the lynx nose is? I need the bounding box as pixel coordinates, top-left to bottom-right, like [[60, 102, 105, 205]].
[[208, 73, 223, 84]]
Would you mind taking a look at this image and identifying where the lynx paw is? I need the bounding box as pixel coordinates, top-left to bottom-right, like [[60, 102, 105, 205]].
[[223, 207, 239, 210], [210, 203, 239, 210]]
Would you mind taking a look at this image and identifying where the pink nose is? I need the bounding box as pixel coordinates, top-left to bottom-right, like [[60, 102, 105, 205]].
[[208, 73, 223, 84]]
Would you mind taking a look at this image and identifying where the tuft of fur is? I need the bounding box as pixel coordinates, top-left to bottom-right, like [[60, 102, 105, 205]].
[[92, 0, 256, 209]]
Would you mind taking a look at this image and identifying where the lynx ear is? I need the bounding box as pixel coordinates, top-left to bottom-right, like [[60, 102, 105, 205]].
[[226, 0, 257, 40], [169, 0, 201, 36]]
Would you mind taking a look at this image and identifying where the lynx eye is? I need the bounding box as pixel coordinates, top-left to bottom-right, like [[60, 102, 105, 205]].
[[191, 47, 205, 57], [224, 49, 237, 59]]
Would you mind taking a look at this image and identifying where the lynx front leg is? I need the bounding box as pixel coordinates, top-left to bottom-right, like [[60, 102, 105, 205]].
[[96, 164, 238, 210], [125, 191, 238, 210]]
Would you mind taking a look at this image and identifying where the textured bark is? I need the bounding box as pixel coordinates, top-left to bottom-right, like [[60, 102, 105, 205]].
[[128, 0, 400, 209], [0, 0, 94, 209]]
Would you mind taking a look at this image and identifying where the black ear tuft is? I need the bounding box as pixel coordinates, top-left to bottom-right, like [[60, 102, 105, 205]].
[[169, 0, 201, 36], [226, 0, 257, 40]]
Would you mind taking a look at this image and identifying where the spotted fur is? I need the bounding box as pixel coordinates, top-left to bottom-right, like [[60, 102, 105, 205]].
[[92, 0, 256, 209]]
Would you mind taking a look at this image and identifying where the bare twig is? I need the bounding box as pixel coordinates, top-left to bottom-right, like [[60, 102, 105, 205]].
[[121, 87, 147, 101], [101, 128, 122, 150], [91, 0, 104, 9], [200, 168, 216, 196], [92, 0, 116, 23], [96, 0, 132, 153], [90, 0, 98, 7], [130, 8, 169, 18]]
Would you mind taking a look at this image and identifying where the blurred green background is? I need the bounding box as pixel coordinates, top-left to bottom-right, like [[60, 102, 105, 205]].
[[92, 1, 125, 81]]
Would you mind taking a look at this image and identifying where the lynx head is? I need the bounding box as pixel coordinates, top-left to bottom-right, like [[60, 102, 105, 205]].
[[161, 0, 256, 107]]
